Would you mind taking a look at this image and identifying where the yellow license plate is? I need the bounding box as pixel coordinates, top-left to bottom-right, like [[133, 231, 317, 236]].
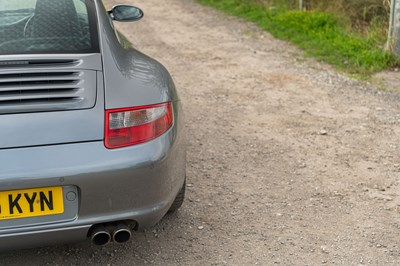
[[0, 187, 64, 221]]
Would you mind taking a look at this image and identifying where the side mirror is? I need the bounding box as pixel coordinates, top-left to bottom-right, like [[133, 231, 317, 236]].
[[109, 5, 144, 22]]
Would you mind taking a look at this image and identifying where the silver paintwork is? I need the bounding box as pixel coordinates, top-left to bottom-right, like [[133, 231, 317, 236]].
[[98, 2, 176, 109], [0, 53, 104, 149], [0, 0, 185, 251], [0, 69, 104, 149]]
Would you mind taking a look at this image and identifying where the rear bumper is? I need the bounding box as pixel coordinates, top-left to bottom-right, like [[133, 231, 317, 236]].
[[0, 125, 186, 251]]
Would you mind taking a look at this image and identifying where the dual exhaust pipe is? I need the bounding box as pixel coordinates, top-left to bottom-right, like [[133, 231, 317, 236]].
[[90, 222, 134, 246]]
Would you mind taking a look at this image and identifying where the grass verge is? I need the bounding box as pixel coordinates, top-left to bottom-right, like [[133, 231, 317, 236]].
[[197, 0, 397, 75]]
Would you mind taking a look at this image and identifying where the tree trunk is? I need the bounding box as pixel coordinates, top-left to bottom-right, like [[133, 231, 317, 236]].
[[299, 0, 310, 10], [304, 0, 311, 10]]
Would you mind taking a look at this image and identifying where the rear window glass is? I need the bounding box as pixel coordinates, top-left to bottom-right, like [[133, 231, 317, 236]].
[[0, 0, 99, 55]]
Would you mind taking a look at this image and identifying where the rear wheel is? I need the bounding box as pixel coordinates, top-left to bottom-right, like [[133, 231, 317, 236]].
[[168, 179, 186, 212]]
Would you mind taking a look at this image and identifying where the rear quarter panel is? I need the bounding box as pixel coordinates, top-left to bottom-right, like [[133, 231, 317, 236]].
[[96, 0, 179, 109]]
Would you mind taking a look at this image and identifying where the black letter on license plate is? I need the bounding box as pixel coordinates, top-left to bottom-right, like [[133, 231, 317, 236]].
[[40, 191, 54, 211], [24, 192, 38, 213], [9, 194, 23, 214]]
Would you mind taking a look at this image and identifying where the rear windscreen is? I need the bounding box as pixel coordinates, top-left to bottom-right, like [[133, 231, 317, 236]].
[[0, 0, 99, 55]]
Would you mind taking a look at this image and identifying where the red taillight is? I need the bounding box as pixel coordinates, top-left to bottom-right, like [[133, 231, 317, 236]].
[[105, 102, 173, 149]]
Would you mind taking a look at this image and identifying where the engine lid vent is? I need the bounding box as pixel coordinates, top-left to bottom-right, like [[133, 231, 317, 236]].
[[0, 69, 96, 114], [0, 59, 79, 68]]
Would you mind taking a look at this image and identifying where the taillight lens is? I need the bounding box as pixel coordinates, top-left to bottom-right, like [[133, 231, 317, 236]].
[[105, 102, 173, 149]]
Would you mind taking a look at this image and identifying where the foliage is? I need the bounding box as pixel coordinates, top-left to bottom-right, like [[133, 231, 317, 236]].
[[197, 0, 397, 74]]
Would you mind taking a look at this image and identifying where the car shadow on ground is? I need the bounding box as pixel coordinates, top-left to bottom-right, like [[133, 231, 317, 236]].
[[0, 211, 189, 264]]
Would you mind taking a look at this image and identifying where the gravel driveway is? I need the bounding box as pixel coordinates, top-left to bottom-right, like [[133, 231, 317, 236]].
[[2, 0, 400, 265]]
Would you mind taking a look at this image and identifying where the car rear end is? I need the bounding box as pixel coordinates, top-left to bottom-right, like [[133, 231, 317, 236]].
[[0, 0, 185, 251]]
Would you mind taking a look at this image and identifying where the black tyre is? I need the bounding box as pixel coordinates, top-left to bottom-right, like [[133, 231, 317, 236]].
[[168, 179, 186, 212]]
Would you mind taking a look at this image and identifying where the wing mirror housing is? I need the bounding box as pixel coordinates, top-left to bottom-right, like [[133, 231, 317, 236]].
[[109, 5, 144, 22]]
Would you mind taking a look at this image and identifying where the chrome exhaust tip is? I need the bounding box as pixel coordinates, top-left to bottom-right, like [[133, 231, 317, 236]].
[[112, 223, 132, 243], [90, 226, 111, 246]]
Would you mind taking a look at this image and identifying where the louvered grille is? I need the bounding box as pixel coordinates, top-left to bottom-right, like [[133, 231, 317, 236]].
[[0, 69, 96, 114], [0, 60, 79, 68]]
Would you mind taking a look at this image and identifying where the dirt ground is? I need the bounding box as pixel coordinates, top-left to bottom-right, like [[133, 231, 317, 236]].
[[2, 0, 400, 265]]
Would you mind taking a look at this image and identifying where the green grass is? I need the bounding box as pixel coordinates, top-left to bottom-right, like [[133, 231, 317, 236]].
[[197, 0, 397, 75]]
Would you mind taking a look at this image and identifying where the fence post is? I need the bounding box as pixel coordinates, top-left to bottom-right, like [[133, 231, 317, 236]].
[[388, 0, 400, 55]]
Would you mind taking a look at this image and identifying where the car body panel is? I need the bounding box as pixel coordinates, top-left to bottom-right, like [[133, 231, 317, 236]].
[[0, 101, 186, 250], [0, 0, 186, 250], [96, 0, 177, 109], [0, 55, 104, 149]]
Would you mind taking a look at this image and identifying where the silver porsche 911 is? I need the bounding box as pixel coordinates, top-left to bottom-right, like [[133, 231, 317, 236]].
[[0, 0, 186, 250]]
